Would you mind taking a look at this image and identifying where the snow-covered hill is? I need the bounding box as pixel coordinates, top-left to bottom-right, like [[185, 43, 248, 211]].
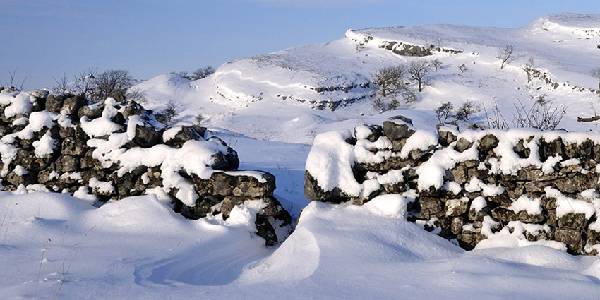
[[135, 13, 600, 144]]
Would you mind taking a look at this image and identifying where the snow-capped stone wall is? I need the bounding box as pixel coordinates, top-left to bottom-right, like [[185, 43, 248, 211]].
[[305, 119, 600, 255], [0, 87, 291, 246]]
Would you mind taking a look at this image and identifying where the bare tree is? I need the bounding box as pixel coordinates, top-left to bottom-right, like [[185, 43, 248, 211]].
[[89, 70, 133, 101], [374, 65, 406, 97], [408, 61, 431, 92], [372, 65, 415, 111], [431, 59, 443, 71], [52, 73, 70, 94], [72, 69, 97, 97], [497, 45, 514, 70], [7, 70, 27, 91], [191, 66, 215, 80], [592, 68, 600, 91], [125, 88, 146, 103]]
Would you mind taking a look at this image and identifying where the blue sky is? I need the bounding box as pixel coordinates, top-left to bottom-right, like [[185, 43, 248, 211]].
[[1, 0, 600, 88]]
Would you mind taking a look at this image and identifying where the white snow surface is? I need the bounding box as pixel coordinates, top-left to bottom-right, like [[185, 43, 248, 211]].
[[1, 192, 600, 299], [4, 13, 600, 299]]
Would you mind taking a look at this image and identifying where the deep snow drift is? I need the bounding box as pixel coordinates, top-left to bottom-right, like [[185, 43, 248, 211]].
[[2, 192, 600, 299], [3, 13, 600, 299]]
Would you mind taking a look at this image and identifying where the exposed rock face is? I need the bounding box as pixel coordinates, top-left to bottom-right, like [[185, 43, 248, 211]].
[[0, 89, 291, 246], [305, 121, 600, 255]]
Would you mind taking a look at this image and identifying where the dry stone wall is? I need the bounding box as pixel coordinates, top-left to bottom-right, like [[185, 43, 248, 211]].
[[305, 118, 600, 254], [0, 88, 291, 246]]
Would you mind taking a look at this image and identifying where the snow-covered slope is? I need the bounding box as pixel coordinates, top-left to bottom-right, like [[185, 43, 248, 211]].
[[208, 13, 600, 117], [136, 13, 600, 144]]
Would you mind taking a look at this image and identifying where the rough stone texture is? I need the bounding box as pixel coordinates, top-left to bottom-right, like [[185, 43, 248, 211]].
[[0, 90, 292, 246], [305, 122, 600, 255]]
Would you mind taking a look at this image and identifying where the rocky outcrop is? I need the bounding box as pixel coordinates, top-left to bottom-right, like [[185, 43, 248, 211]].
[[305, 119, 600, 255], [0, 89, 291, 246]]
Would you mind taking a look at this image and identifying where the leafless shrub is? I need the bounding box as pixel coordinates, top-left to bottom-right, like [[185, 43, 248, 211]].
[[125, 88, 146, 103], [484, 95, 565, 130], [190, 66, 215, 80], [71, 69, 97, 96], [497, 45, 514, 69], [458, 63, 468, 74], [513, 95, 565, 130], [6, 70, 27, 91], [155, 101, 178, 126], [431, 59, 443, 71], [484, 103, 510, 130], [435, 100, 481, 126], [435, 102, 453, 124], [455, 101, 479, 121], [52, 73, 70, 94], [172, 66, 215, 81]]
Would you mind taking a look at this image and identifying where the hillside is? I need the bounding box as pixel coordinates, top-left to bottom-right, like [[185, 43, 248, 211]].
[[134, 14, 600, 146]]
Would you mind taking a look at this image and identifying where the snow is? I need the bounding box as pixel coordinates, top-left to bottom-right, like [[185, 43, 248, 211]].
[[364, 193, 410, 218], [88, 177, 115, 195], [464, 177, 505, 196], [3, 92, 32, 118], [3, 12, 600, 299], [13, 165, 27, 176], [509, 195, 543, 215], [546, 187, 596, 219], [126, 115, 143, 140], [73, 186, 97, 203], [416, 143, 478, 191], [305, 130, 361, 196], [399, 130, 437, 158], [477, 220, 565, 250], [32, 131, 56, 157], [223, 170, 269, 183], [162, 125, 182, 142], [80, 116, 122, 138], [3, 192, 600, 299], [79, 98, 123, 138], [470, 196, 487, 212], [443, 181, 462, 194]]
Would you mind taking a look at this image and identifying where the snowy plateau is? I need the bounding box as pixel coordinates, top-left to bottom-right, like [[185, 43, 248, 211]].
[[3, 13, 600, 299]]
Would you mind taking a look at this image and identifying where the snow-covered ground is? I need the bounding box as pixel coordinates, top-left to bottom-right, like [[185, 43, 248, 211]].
[[3, 13, 600, 299]]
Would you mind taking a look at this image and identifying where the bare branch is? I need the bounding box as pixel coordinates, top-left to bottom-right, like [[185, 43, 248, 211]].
[[497, 45, 514, 69]]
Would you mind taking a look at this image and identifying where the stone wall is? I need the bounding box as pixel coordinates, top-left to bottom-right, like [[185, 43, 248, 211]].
[[305, 119, 600, 254], [0, 88, 291, 246]]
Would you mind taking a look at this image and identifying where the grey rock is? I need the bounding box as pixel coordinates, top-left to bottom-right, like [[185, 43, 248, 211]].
[[382, 121, 415, 141]]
